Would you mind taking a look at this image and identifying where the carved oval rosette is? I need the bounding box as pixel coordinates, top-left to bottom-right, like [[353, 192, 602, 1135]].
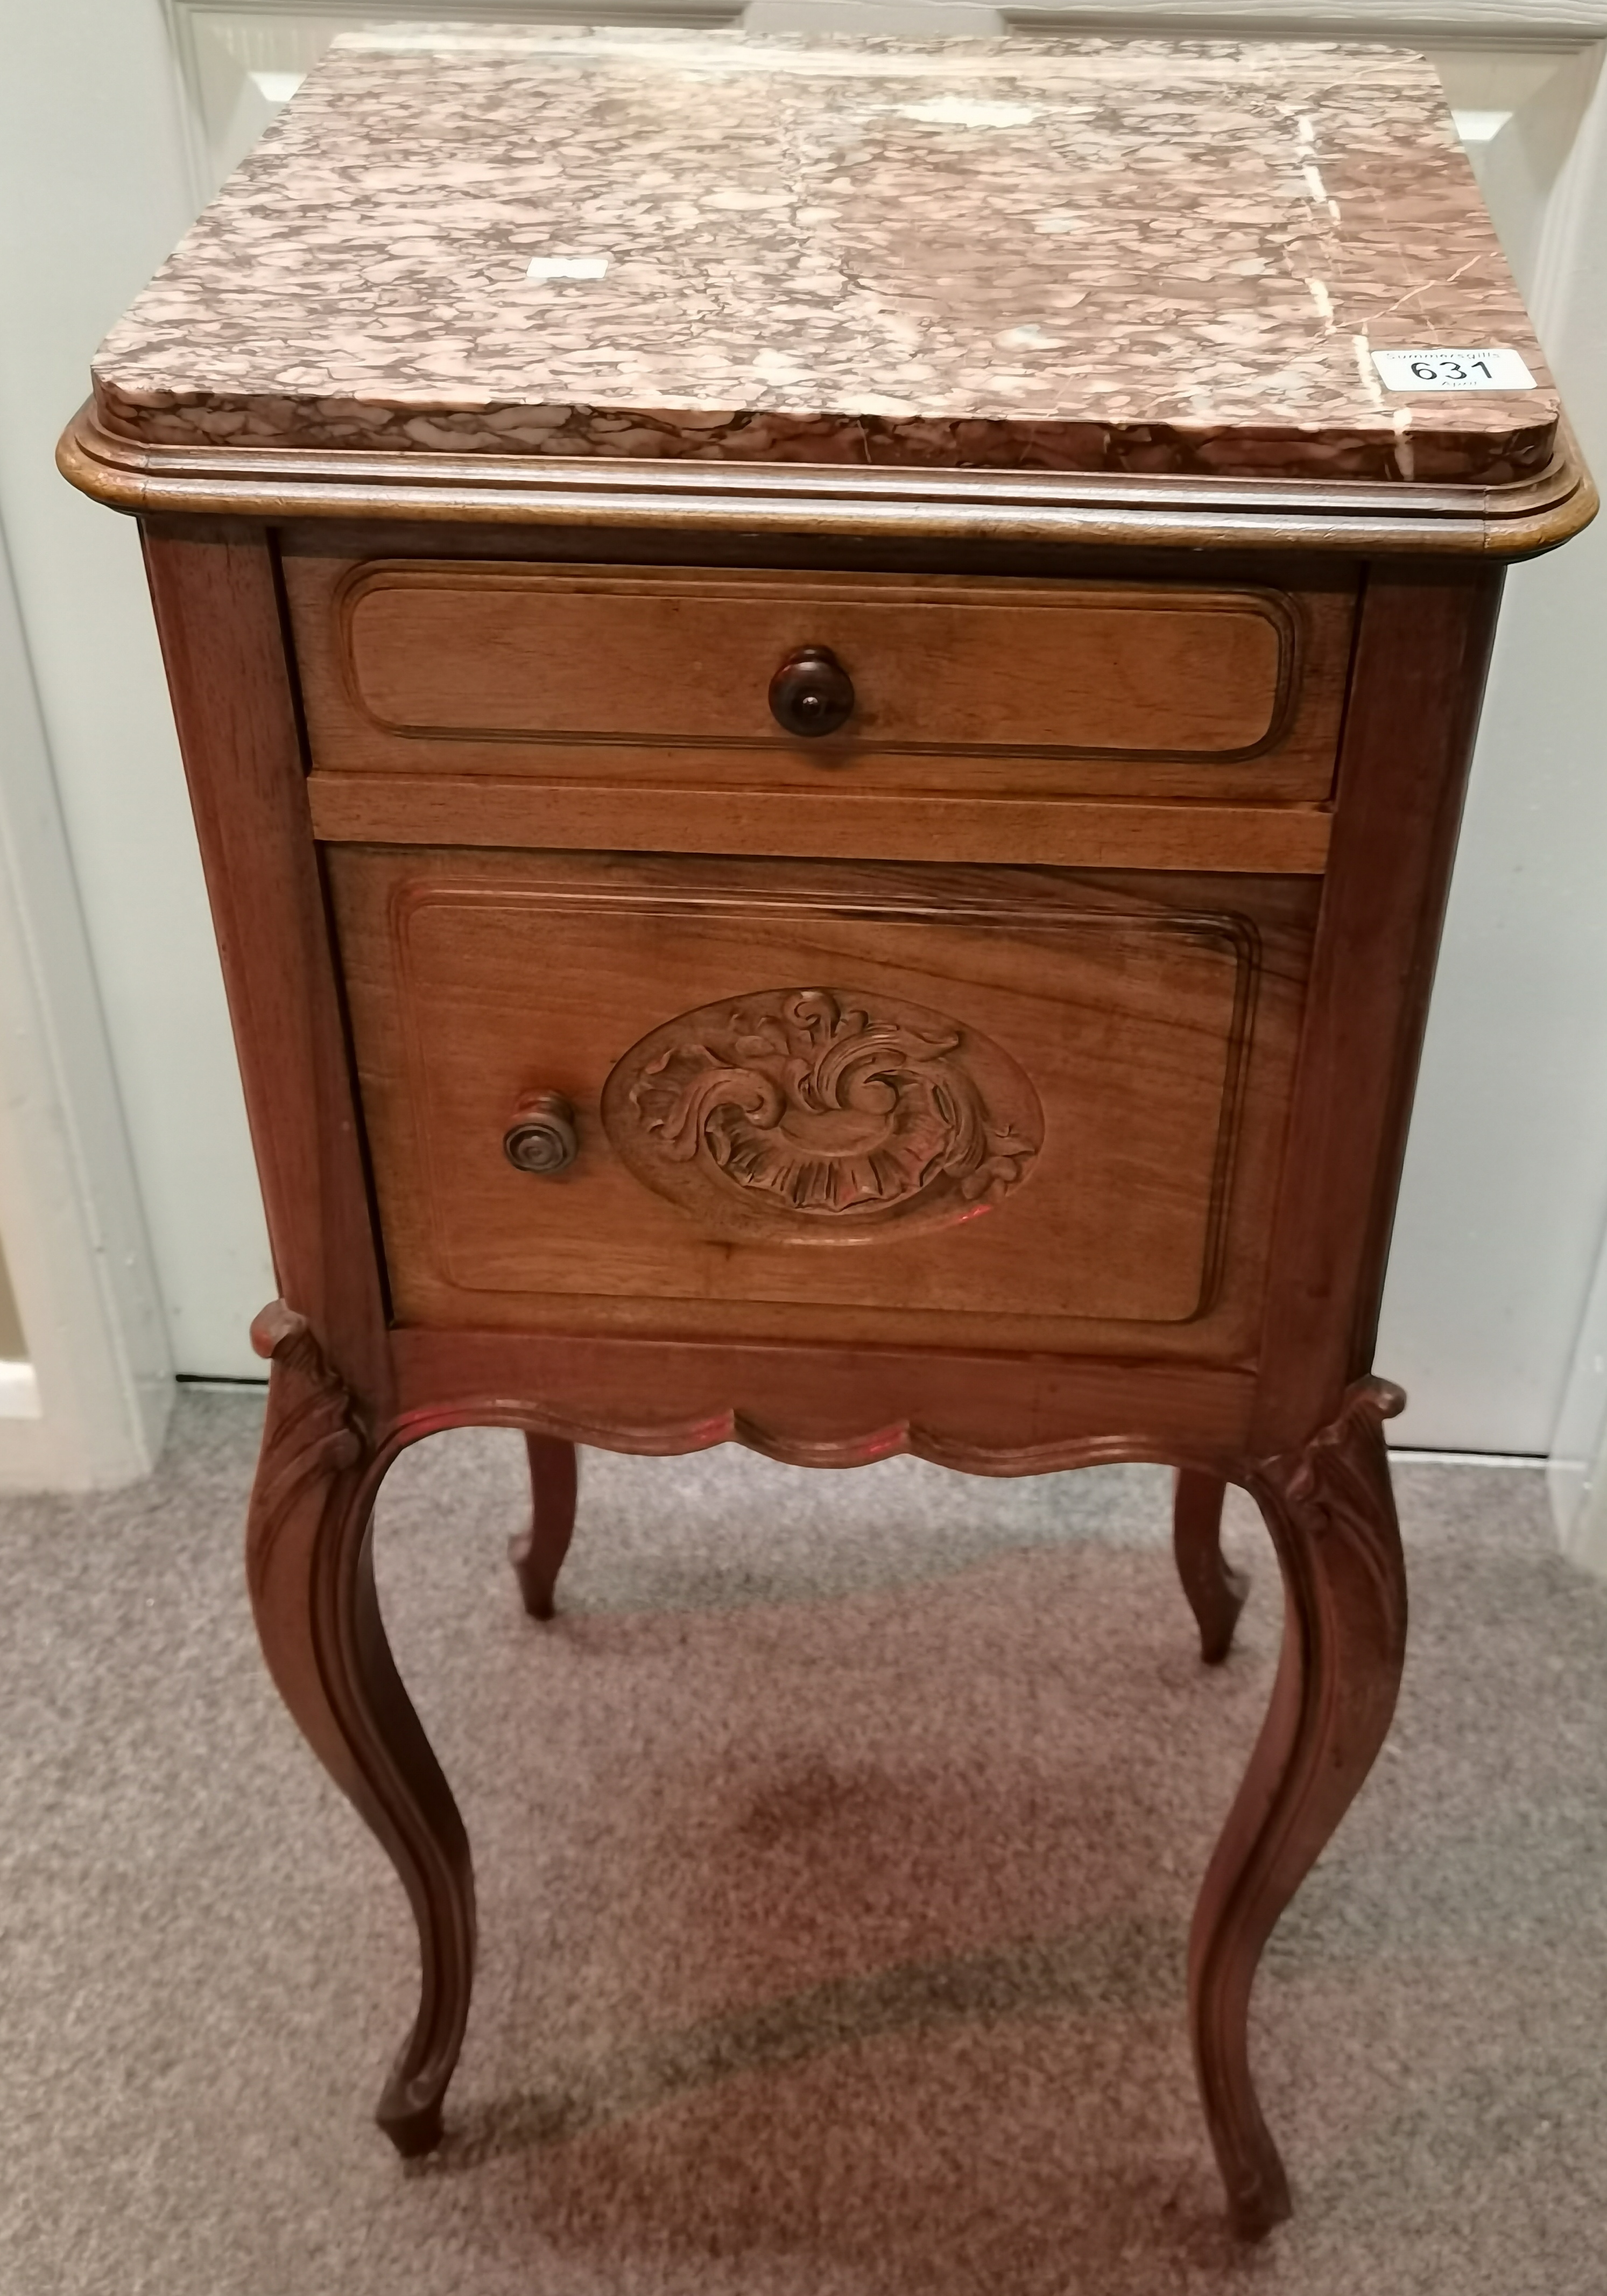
[[600, 986, 1042, 1242]]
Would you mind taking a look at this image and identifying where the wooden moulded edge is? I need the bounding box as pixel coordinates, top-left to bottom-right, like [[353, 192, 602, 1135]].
[[331, 557, 1306, 764], [305, 774, 1335, 873], [385, 1326, 1258, 1476], [56, 403, 1598, 560]]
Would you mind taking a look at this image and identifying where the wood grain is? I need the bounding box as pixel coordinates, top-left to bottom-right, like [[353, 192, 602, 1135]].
[[65, 32, 1593, 2224], [306, 773, 1334, 874], [1250, 563, 1504, 1451], [132, 511, 1507, 2234], [508, 1434, 579, 1621], [139, 525, 391, 1414], [287, 558, 1350, 804], [328, 851, 1317, 1359], [246, 1302, 474, 2157], [336, 566, 1296, 754], [599, 982, 1046, 1238], [58, 403, 1598, 560], [1192, 1378, 1408, 2238], [386, 1325, 1257, 1472], [1173, 1469, 1246, 1664]]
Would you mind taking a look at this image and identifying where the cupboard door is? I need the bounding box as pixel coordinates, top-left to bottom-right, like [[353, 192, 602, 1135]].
[[329, 848, 1317, 1359]]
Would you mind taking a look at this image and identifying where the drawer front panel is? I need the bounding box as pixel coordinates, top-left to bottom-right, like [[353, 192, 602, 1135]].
[[329, 851, 1317, 1357], [289, 558, 1355, 805]]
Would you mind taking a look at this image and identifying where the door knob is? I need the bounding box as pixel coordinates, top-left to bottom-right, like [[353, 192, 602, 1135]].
[[503, 1091, 579, 1175], [769, 645, 855, 738]]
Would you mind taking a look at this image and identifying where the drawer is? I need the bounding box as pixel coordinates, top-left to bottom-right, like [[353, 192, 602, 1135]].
[[287, 558, 1355, 806], [328, 849, 1318, 1358]]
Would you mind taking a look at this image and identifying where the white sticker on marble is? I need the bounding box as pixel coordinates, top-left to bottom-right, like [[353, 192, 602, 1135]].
[[526, 255, 610, 282], [1373, 347, 1538, 391]]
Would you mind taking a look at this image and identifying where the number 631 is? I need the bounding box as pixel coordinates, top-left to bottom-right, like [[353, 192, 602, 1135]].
[[1413, 358, 1493, 382]]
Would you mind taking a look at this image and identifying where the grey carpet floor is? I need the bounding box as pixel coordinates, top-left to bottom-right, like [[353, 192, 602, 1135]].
[[4, 1394, 1607, 2295]]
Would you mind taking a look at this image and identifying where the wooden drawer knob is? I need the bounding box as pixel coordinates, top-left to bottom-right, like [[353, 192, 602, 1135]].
[[503, 1091, 579, 1175], [769, 645, 855, 739]]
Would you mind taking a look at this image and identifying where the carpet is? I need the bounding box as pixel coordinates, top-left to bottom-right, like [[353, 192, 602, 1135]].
[[2, 1392, 1605, 2295]]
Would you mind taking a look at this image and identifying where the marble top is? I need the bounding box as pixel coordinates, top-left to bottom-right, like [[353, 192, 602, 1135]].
[[90, 26, 1559, 485]]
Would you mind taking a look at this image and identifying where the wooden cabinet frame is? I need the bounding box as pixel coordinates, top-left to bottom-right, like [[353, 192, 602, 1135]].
[[82, 391, 1582, 2228]]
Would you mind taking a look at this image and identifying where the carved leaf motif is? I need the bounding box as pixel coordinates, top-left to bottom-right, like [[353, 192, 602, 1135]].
[[1258, 1379, 1408, 1639], [602, 988, 1042, 1240]]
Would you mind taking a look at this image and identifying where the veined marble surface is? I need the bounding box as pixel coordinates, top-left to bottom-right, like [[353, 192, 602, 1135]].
[[91, 26, 1558, 484]]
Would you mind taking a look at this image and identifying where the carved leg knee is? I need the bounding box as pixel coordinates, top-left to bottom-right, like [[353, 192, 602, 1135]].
[[1188, 1381, 1407, 2237]]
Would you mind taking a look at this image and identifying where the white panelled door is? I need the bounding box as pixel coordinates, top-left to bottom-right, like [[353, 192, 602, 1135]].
[[3, 0, 1605, 1464]]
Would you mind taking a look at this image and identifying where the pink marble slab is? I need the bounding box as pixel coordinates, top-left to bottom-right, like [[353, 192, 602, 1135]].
[[90, 25, 1559, 485]]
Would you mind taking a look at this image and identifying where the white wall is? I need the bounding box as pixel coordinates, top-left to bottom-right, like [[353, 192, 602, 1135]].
[[0, 499, 172, 1484], [6, 0, 1607, 1456], [1378, 38, 1607, 1451], [0, 0, 274, 1380]]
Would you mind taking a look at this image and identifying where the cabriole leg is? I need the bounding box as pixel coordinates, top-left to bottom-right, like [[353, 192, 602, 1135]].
[[246, 1302, 475, 2157], [1189, 1380, 1407, 2238], [1173, 1469, 1248, 1664], [509, 1434, 580, 1620]]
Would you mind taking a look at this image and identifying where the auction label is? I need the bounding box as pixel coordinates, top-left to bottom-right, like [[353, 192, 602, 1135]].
[[1372, 347, 1536, 391]]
